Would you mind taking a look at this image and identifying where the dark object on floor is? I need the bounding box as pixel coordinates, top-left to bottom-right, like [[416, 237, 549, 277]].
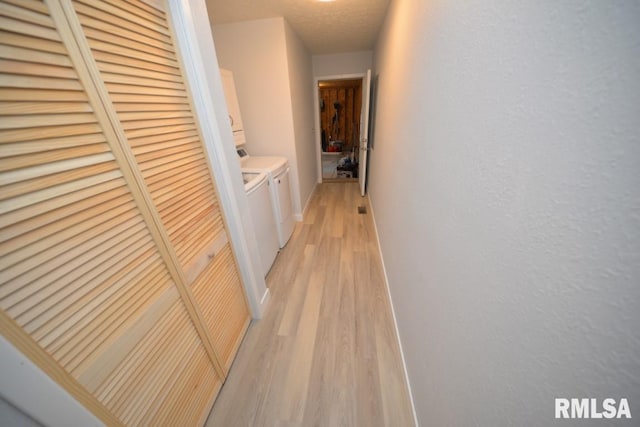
[[337, 162, 358, 178]]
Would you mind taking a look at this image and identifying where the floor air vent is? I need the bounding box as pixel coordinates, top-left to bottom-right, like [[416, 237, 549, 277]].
[[358, 206, 367, 214]]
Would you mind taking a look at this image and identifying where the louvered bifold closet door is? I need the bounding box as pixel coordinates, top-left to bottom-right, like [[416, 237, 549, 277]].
[[74, 0, 225, 275], [0, 1, 222, 425], [72, 0, 251, 369]]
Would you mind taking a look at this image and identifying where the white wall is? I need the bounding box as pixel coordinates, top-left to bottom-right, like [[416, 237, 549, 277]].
[[212, 19, 293, 158], [283, 21, 317, 215], [371, 1, 640, 425], [312, 50, 372, 77], [212, 18, 316, 217], [0, 336, 102, 426]]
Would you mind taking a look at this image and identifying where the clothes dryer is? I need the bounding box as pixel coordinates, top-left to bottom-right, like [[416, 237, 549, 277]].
[[243, 172, 279, 277]]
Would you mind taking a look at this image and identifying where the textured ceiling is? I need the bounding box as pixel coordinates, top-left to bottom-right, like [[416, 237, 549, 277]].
[[205, 0, 390, 54]]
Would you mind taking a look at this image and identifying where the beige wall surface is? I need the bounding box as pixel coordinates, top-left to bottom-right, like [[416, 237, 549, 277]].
[[370, 1, 640, 425]]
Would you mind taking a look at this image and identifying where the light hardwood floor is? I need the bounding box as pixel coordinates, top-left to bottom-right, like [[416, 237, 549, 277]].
[[205, 182, 414, 427]]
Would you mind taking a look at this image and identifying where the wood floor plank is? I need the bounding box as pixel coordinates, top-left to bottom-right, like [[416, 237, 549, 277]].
[[277, 244, 315, 337], [300, 235, 341, 426], [205, 182, 413, 427], [353, 248, 385, 427]]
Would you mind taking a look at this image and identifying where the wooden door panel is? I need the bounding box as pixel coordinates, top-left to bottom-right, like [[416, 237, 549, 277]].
[[74, 0, 225, 274], [0, 2, 223, 425], [192, 243, 250, 371]]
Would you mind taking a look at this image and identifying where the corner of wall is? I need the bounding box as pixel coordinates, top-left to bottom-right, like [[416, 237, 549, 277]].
[[282, 20, 317, 220]]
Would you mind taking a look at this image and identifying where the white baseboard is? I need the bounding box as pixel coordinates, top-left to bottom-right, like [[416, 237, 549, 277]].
[[298, 182, 319, 222], [367, 195, 419, 427], [260, 288, 271, 307]]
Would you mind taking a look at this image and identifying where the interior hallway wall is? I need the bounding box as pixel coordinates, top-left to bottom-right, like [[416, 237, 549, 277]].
[[312, 50, 372, 77], [284, 20, 317, 214], [212, 18, 314, 217], [370, 1, 640, 425]]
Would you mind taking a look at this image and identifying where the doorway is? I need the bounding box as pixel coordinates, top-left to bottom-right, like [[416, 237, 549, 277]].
[[315, 76, 364, 182]]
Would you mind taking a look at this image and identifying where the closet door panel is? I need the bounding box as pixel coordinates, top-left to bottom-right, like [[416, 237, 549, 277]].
[[192, 243, 251, 370], [0, 1, 222, 424], [74, 0, 226, 274], [91, 298, 222, 426], [71, 0, 250, 372], [0, 7, 170, 374]]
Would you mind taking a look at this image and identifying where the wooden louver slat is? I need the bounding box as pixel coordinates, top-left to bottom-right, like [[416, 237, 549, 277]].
[[0, 29, 66, 54], [0, 58, 77, 79], [78, 13, 173, 51], [0, 45, 72, 66], [2, 0, 49, 15], [0, 88, 88, 102], [0, 139, 108, 168], [0, 1, 55, 28], [0, 161, 118, 206], [0, 16, 61, 41], [0, 73, 83, 90], [0, 101, 93, 115], [90, 49, 181, 77], [74, 0, 168, 35]]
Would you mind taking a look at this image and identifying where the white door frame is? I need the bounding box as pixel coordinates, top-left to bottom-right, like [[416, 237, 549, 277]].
[[313, 73, 366, 183], [359, 69, 372, 196], [168, 0, 270, 318]]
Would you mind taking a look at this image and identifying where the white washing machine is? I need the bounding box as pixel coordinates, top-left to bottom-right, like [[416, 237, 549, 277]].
[[237, 146, 295, 248], [243, 172, 279, 277]]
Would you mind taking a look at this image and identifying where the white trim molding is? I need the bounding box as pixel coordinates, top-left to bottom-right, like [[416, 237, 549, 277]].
[[313, 73, 366, 184], [367, 196, 419, 427], [167, 0, 270, 317]]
